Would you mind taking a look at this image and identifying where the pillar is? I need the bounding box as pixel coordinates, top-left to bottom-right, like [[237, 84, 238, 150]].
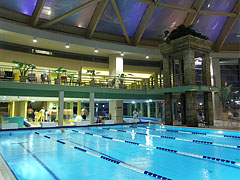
[[14, 101, 27, 118], [70, 101, 74, 119], [147, 102, 151, 118], [154, 72, 158, 88], [89, 92, 95, 125], [58, 91, 64, 126], [155, 102, 159, 118], [212, 57, 222, 120], [163, 55, 171, 88], [183, 49, 196, 85], [78, 67, 82, 86], [109, 100, 123, 123], [8, 101, 15, 117], [203, 54, 211, 86], [140, 103, 143, 117], [77, 101, 82, 115], [127, 103, 132, 116], [146, 79, 150, 90], [134, 103, 137, 109], [165, 93, 173, 125], [185, 91, 198, 127], [204, 92, 213, 125], [180, 94, 186, 125], [109, 55, 123, 88]]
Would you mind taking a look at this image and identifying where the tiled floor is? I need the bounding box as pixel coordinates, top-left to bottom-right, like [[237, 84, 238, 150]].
[[0, 154, 17, 180]]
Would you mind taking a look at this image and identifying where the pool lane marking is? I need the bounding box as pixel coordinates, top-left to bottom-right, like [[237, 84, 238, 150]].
[[101, 127, 240, 150], [71, 129, 240, 168], [19, 143, 60, 180], [65, 139, 124, 163], [137, 126, 240, 139], [34, 131, 170, 180]]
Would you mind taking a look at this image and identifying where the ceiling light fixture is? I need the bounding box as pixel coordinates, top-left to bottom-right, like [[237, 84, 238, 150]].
[[33, 37, 37, 43], [146, 55, 149, 59], [94, 48, 99, 53], [120, 51, 124, 56], [65, 43, 70, 48]]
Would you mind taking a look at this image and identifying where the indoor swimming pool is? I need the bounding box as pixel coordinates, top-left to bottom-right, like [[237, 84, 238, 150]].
[[0, 125, 240, 180]]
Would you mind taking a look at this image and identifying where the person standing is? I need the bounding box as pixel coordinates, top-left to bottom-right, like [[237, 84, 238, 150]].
[[81, 106, 88, 121], [39, 107, 45, 123], [132, 109, 138, 125], [27, 106, 34, 122]]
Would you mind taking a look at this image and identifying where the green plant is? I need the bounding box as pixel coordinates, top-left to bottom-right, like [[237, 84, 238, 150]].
[[220, 84, 232, 110], [67, 73, 74, 84], [111, 73, 133, 86], [86, 70, 99, 81], [55, 67, 67, 79], [118, 73, 133, 85], [158, 24, 208, 44], [12, 60, 36, 76]]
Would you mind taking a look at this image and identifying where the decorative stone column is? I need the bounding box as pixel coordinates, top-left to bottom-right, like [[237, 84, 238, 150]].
[[185, 91, 198, 126], [165, 93, 173, 125], [204, 92, 213, 125], [183, 49, 196, 85], [160, 35, 213, 127]]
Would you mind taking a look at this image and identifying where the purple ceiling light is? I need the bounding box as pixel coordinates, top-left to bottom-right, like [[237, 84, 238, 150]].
[[0, 0, 37, 16]]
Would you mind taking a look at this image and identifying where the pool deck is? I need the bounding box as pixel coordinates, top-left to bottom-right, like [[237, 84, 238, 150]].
[[0, 154, 17, 180]]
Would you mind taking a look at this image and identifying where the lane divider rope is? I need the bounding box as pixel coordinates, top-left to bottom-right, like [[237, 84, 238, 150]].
[[71, 129, 240, 168], [34, 131, 170, 180], [101, 127, 240, 150], [138, 125, 240, 140]]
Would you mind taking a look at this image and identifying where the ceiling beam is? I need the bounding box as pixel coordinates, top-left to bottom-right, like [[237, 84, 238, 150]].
[[110, 0, 131, 45], [134, 0, 237, 17], [133, 0, 160, 46], [213, 0, 240, 51], [199, 10, 237, 17], [39, 0, 102, 29], [157, 3, 195, 13], [221, 45, 240, 51], [86, 0, 108, 39], [184, 0, 205, 26], [31, 0, 47, 27]]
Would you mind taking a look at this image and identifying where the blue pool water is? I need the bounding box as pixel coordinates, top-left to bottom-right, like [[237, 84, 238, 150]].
[[0, 125, 240, 180]]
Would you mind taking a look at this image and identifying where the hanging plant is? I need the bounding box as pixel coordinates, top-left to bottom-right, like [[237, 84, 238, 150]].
[[158, 24, 208, 44]]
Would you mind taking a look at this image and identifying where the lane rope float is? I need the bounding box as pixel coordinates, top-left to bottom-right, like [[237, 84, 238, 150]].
[[71, 129, 240, 168], [100, 127, 240, 150], [34, 131, 170, 180], [137, 125, 240, 139]]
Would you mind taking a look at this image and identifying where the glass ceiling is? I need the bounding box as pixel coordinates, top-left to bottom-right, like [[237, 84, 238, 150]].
[[0, 0, 37, 16], [0, 0, 238, 45], [225, 18, 240, 44], [192, 0, 237, 43]]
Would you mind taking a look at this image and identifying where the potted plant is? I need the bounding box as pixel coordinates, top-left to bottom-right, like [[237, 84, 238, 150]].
[[12, 60, 36, 82], [54, 67, 67, 85], [111, 73, 132, 88], [86, 70, 99, 86], [158, 24, 208, 44], [67, 73, 75, 86]]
